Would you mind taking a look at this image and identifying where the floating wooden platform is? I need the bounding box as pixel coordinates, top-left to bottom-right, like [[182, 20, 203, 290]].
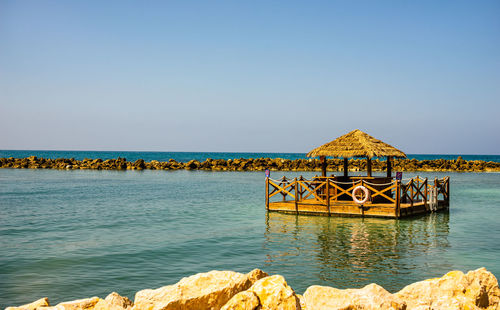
[[268, 199, 449, 218], [266, 176, 450, 218]]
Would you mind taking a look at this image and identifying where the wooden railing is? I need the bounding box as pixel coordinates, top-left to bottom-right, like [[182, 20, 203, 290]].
[[400, 176, 450, 206], [266, 175, 450, 216]]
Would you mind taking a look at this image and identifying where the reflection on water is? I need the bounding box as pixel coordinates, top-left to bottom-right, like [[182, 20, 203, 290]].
[[264, 212, 451, 293]]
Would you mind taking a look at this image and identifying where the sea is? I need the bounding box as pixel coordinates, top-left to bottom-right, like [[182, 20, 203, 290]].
[[1, 150, 500, 308], [1, 150, 500, 163]]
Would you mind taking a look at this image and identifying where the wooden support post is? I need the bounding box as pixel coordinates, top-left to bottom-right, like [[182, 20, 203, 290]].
[[281, 176, 287, 202], [424, 178, 428, 211], [387, 156, 392, 178], [299, 176, 304, 200], [434, 177, 439, 208], [294, 178, 298, 215], [410, 179, 414, 207], [343, 157, 348, 177], [265, 177, 269, 210], [326, 177, 331, 216], [395, 180, 401, 218], [320, 156, 327, 177], [367, 157, 372, 177], [360, 180, 364, 217]]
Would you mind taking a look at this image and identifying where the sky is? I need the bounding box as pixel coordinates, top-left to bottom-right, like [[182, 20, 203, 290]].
[[1, 0, 499, 154]]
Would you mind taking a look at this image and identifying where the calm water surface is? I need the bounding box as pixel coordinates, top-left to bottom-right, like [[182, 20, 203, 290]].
[[1, 169, 499, 307]]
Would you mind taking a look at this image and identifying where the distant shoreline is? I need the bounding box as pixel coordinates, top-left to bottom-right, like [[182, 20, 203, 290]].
[[1, 156, 499, 172]]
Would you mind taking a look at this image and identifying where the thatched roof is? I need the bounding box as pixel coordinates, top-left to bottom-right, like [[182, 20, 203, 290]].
[[307, 129, 407, 158]]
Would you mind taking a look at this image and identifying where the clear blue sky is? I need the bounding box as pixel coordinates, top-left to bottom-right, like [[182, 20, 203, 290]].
[[1, 0, 499, 154]]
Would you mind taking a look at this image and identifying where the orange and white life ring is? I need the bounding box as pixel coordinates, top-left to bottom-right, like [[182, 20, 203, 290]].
[[352, 185, 370, 204]]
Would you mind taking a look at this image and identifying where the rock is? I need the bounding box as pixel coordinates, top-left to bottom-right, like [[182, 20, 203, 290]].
[[1, 156, 500, 172], [395, 267, 500, 310], [94, 300, 121, 310], [133, 269, 268, 310], [104, 292, 133, 309], [246, 268, 269, 285], [468, 267, 500, 308], [39, 297, 101, 310], [133, 159, 145, 169], [5, 297, 50, 310], [185, 160, 200, 170], [248, 274, 300, 310], [220, 291, 260, 310], [303, 283, 405, 310], [89, 292, 134, 310]]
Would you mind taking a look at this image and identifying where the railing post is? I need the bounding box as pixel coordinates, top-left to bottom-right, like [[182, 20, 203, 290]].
[[294, 178, 298, 215], [299, 176, 304, 200], [410, 179, 414, 207], [326, 177, 331, 216], [410, 177, 418, 207], [360, 179, 364, 217], [265, 177, 269, 210], [434, 177, 438, 200], [281, 176, 287, 202], [424, 178, 428, 211], [396, 180, 401, 218]]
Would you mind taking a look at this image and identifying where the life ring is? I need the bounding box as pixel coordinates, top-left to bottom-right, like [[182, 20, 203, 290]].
[[352, 185, 370, 204]]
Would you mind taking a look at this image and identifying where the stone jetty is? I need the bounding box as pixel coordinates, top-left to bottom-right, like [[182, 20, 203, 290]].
[[1, 156, 499, 172], [5, 267, 500, 310]]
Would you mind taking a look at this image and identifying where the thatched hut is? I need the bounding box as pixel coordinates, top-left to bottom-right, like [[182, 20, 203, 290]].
[[307, 129, 407, 177], [265, 129, 450, 218]]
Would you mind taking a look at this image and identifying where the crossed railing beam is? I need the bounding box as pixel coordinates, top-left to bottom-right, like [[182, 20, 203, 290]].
[[267, 176, 449, 206]]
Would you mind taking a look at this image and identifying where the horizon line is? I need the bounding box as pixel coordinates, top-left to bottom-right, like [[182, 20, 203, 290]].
[[1, 149, 499, 156]]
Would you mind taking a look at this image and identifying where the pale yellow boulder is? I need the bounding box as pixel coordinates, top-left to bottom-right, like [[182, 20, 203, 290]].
[[395, 268, 500, 309], [248, 275, 300, 310], [466, 268, 500, 309], [5, 297, 50, 310], [303, 283, 406, 310], [104, 293, 133, 310], [132, 269, 268, 310], [220, 291, 260, 310], [246, 268, 269, 286], [38, 297, 101, 310], [93, 292, 133, 310]]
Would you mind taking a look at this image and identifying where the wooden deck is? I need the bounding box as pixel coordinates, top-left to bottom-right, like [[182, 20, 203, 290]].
[[266, 175, 450, 218], [268, 199, 449, 218]]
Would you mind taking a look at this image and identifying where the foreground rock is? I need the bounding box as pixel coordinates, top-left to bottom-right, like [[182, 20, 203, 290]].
[[40, 297, 101, 310], [395, 267, 500, 310], [94, 293, 133, 310], [133, 269, 268, 310], [247, 275, 300, 310], [6, 267, 500, 310], [5, 298, 50, 310], [221, 275, 301, 310], [304, 283, 406, 310], [219, 291, 260, 310]]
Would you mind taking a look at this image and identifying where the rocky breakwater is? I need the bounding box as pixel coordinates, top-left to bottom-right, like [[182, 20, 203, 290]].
[[1, 156, 499, 172], [6, 267, 500, 310]]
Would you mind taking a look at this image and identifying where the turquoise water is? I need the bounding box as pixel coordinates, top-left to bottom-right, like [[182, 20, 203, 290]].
[[1, 168, 500, 307], [1, 150, 500, 163]]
